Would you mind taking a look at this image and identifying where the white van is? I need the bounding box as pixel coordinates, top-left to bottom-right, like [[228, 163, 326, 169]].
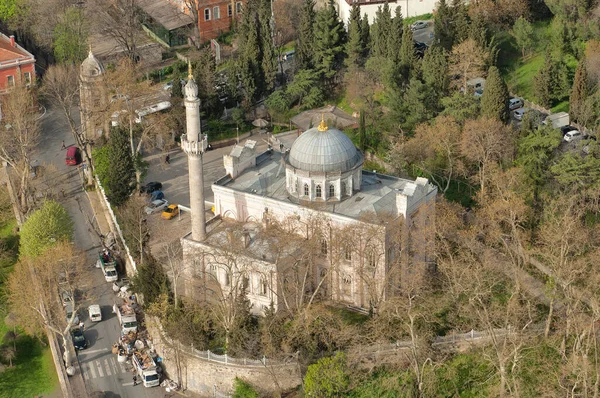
[[563, 130, 582, 142], [88, 305, 102, 322]]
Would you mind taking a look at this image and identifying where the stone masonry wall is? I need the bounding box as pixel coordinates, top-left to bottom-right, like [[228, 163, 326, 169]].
[[146, 317, 302, 396]]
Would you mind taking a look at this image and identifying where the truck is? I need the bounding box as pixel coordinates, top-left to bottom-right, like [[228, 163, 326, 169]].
[[132, 349, 160, 387], [98, 251, 118, 282], [543, 112, 569, 129], [113, 301, 138, 334]]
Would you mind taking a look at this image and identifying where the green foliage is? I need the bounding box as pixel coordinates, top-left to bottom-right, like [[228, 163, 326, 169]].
[[232, 378, 259, 398], [371, 3, 392, 59], [441, 92, 480, 121], [130, 255, 170, 308], [313, 0, 346, 83], [533, 53, 554, 108], [227, 286, 259, 357], [304, 352, 349, 398], [286, 69, 322, 109], [53, 8, 88, 64], [387, 6, 403, 62], [422, 45, 449, 98], [511, 16, 534, 58], [452, 0, 470, 44], [193, 47, 220, 118], [389, 78, 436, 133], [170, 72, 183, 99], [0, 0, 29, 31], [296, 0, 316, 70], [480, 66, 509, 123], [434, 0, 454, 50], [570, 59, 590, 123], [347, 369, 417, 398], [432, 353, 492, 397], [231, 107, 246, 127], [398, 25, 417, 82], [517, 128, 562, 189], [360, 13, 370, 59], [19, 201, 73, 258], [345, 4, 364, 69], [102, 128, 135, 207], [265, 90, 290, 114], [551, 150, 600, 189]]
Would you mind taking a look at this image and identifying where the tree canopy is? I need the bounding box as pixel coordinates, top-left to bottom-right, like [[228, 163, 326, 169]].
[[20, 200, 73, 258]]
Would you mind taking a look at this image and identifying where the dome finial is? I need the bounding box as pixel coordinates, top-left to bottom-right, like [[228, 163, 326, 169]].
[[318, 113, 328, 132], [188, 61, 193, 80]]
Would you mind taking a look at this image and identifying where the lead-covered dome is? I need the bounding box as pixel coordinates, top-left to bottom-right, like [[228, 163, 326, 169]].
[[288, 121, 362, 173], [80, 50, 105, 77]]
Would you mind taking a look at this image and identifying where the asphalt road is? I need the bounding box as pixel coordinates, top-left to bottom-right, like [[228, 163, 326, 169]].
[[412, 21, 435, 46], [37, 106, 166, 397]]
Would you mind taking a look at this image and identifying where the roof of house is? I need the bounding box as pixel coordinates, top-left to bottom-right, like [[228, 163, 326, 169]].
[[0, 32, 34, 64], [137, 0, 194, 31]]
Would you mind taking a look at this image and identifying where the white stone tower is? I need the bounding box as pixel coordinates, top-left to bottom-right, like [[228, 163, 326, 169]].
[[79, 48, 106, 140], [181, 63, 208, 241]]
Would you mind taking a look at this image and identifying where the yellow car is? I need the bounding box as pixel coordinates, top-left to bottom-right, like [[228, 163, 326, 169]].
[[161, 204, 179, 220]]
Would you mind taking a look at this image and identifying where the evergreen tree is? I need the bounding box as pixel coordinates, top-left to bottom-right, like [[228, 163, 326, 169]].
[[533, 53, 554, 108], [314, 0, 346, 83], [228, 285, 258, 357], [371, 2, 392, 59], [398, 25, 417, 82], [570, 59, 589, 122], [469, 16, 488, 49], [297, 0, 316, 70], [480, 66, 509, 123], [387, 6, 403, 61], [345, 4, 363, 69], [422, 45, 449, 102], [434, 0, 454, 50], [259, 0, 277, 91], [512, 16, 534, 59], [359, 109, 366, 151], [130, 255, 170, 307], [360, 13, 371, 60], [104, 127, 135, 207], [170, 72, 183, 99], [451, 0, 469, 44]]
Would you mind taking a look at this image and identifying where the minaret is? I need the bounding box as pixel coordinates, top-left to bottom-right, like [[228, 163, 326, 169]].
[[181, 62, 208, 241]]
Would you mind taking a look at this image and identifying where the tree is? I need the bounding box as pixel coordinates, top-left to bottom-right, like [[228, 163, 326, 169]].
[[130, 254, 170, 307], [434, 0, 454, 50], [296, 0, 316, 70], [90, 0, 143, 61], [345, 4, 363, 69], [19, 200, 73, 258], [387, 6, 403, 61], [516, 127, 561, 193], [53, 7, 88, 64], [304, 352, 349, 397], [42, 64, 95, 186], [0, 345, 16, 367], [570, 59, 590, 123], [193, 48, 220, 118], [371, 3, 392, 59], [102, 127, 135, 206], [233, 378, 259, 398], [461, 118, 512, 196], [511, 16, 534, 59], [398, 25, 417, 82], [422, 45, 449, 98], [389, 78, 436, 133], [468, 0, 529, 30], [116, 196, 150, 264], [258, 0, 277, 91], [227, 285, 259, 357], [286, 69, 321, 108], [360, 13, 370, 60], [480, 66, 510, 123], [452, 0, 470, 43], [265, 90, 290, 115], [441, 92, 480, 121], [533, 53, 555, 108], [7, 242, 88, 369], [313, 0, 346, 84], [449, 39, 488, 94]]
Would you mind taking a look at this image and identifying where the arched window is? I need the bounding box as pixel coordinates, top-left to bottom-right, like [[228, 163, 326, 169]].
[[329, 184, 335, 198], [304, 183, 309, 196], [341, 182, 347, 196], [316, 185, 322, 198]]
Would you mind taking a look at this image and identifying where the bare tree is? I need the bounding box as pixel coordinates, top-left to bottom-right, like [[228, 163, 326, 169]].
[[42, 64, 95, 185], [116, 195, 150, 265], [449, 38, 489, 94], [163, 241, 185, 308], [0, 84, 41, 216], [6, 242, 88, 368]]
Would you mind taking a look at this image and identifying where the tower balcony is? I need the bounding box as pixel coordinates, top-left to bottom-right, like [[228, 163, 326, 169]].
[[181, 133, 209, 155]]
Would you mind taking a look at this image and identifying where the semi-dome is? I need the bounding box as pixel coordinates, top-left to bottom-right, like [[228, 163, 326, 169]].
[[288, 119, 362, 173], [80, 50, 105, 77]]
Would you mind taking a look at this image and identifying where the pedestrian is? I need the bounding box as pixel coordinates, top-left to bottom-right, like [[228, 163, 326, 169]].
[[133, 374, 138, 386], [79, 321, 85, 331], [61, 140, 66, 150], [165, 154, 170, 164]]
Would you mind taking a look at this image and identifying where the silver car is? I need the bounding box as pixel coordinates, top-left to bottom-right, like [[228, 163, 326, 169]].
[[411, 21, 428, 31], [144, 199, 169, 214]]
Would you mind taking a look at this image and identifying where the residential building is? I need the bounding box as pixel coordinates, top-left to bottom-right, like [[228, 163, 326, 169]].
[[0, 32, 35, 93], [336, 0, 438, 25]]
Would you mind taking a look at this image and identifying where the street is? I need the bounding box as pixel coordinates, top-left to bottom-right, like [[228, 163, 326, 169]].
[[36, 106, 166, 397]]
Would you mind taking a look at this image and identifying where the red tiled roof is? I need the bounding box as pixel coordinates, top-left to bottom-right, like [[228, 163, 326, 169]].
[[0, 33, 34, 63]]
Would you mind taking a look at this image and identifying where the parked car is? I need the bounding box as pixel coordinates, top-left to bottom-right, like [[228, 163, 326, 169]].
[[65, 302, 79, 325], [88, 305, 102, 322], [145, 199, 169, 215], [65, 146, 81, 166], [560, 125, 577, 136], [71, 327, 88, 350], [414, 41, 428, 57], [509, 98, 524, 110], [161, 204, 180, 220], [140, 181, 163, 194], [474, 88, 484, 98], [563, 130, 583, 142], [514, 107, 531, 120], [411, 21, 428, 30], [60, 289, 72, 306]]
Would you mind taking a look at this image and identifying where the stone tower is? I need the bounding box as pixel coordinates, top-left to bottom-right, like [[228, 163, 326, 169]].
[[181, 63, 208, 241], [79, 49, 106, 141]]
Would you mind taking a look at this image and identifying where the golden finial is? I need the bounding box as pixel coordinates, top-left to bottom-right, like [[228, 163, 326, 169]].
[[188, 60, 193, 80], [317, 113, 328, 131]]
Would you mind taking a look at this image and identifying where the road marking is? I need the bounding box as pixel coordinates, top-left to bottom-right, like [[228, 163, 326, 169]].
[[82, 362, 89, 380], [104, 358, 112, 376], [84, 348, 109, 355], [119, 362, 128, 374], [96, 360, 104, 377], [110, 357, 118, 375], [89, 361, 97, 379], [122, 382, 134, 386]]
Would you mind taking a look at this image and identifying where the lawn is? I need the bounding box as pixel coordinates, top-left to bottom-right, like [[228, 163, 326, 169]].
[[0, 187, 59, 398]]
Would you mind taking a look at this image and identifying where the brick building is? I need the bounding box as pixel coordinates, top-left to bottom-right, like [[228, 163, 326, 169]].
[[0, 32, 35, 93], [168, 0, 245, 43]]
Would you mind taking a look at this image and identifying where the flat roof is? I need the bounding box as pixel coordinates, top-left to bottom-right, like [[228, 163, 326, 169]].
[[217, 150, 427, 220], [137, 0, 194, 31]]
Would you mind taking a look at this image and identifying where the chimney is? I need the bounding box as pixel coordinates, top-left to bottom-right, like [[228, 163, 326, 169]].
[[9, 35, 15, 47]]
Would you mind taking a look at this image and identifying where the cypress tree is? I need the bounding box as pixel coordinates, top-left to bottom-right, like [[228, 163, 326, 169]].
[[105, 127, 135, 207], [359, 109, 366, 151], [387, 6, 403, 61], [422, 45, 449, 97], [238, 0, 261, 106], [372, 2, 392, 59], [297, 0, 316, 70], [469, 16, 488, 49], [170, 72, 183, 99], [533, 53, 555, 108], [434, 0, 454, 51], [360, 13, 371, 60], [451, 0, 469, 44], [480, 66, 509, 123], [398, 25, 417, 82], [259, 0, 277, 91], [345, 4, 363, 69], [314, 0, 346, 83], [570, 59, 589, 122]]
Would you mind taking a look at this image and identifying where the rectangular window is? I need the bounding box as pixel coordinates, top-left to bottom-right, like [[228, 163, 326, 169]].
[[7, 75, 14, 87], [228, 4, 233, 16], [23, 72, 31, 85], [213, 6, 220, 19], [204, 8, 211, 21], [236, 2, 242, 13]]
